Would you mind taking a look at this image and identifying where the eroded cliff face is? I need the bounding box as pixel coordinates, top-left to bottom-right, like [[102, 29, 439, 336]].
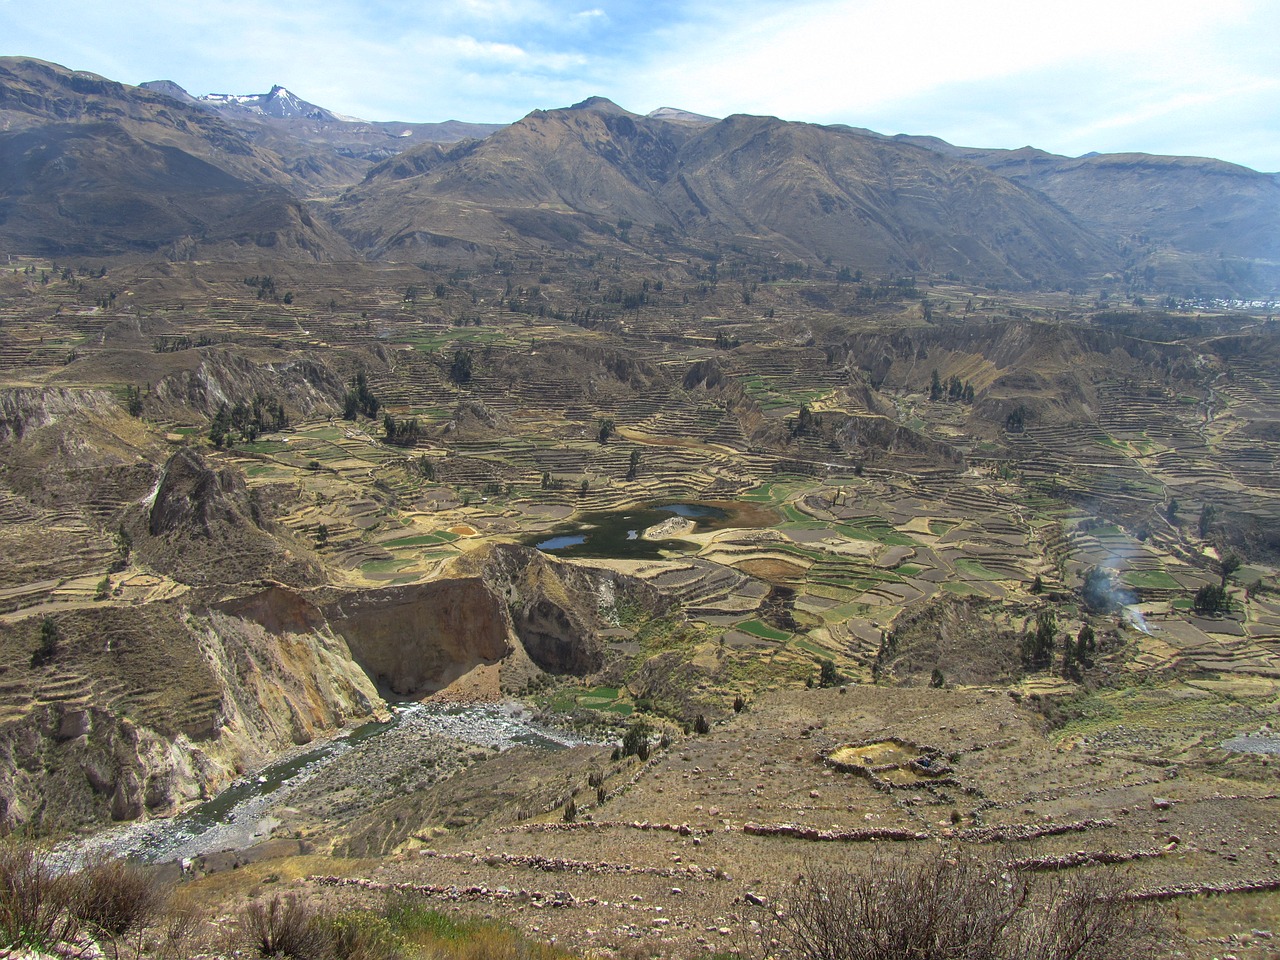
[[323, 578, 514, 696], [0, 592, 383, 834], [459, 542, 672, 676], [0, 544, 667, 835]]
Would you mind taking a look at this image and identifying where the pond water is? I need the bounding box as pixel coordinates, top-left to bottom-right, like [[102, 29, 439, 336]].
[[525, 501, 739, 560]]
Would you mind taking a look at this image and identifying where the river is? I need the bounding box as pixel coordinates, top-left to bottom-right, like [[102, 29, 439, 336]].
[[63, 702, 594, 867]]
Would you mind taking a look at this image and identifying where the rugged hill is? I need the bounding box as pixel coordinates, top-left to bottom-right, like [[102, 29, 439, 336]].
[[331, 97, 1117, 286], [897, 136, 1280, 295], [140, 80, 505, 193], [0, 58, 351, 259]]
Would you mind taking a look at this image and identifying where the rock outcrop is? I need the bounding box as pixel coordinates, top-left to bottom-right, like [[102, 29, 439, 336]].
[[324, 579, 514, 696], [138, 448, 320, 587]]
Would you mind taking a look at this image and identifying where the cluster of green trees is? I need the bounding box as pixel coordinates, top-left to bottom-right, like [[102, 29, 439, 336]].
[[929, 370, 975, 403], [343, 372, 379, 419], [123, 384, 144, 417], [209, 396, 287, 447], [153, 334, 214, 353], [382, 414, 421, 446], [243, 275, 293, 303], [1021, 610, 1097, 675], [790, 404, 820, 438], [449, 350, 473, 386], [1193, 583, 1230, 614]]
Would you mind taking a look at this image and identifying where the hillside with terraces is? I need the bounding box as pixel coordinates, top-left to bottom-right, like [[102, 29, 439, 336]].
[[0, 249, 1278, 959]]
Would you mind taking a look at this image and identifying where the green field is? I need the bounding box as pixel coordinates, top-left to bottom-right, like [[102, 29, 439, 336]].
[[736, 619, 791, 641]]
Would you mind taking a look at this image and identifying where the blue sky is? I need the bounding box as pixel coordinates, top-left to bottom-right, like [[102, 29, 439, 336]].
[[5, 0, 1278, 171]]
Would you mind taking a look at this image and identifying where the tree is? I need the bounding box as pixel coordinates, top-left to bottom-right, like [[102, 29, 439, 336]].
[[1082, 566, 1121, 613], [792, 404, 817, 438], [32, 616, 61, 666], [818, 658, 840, 688], [597, 418, 615, 444], [1022, 609, 1056, 668], [1030, 573, 1044, 595], [1198, 503, 1217, 539], [621, 720, 650, 759], [383, 415, 420, 446], [1193, 583, 1230, 615], [929, 667, 946, 688], [626, 449, 641, 481], [1076, 622, 1096, 664], [1166, 498, 1180, 522], [450, 349, 473, 385], [929, 369, 943, 401], [343, 371, 379, 420], [208, 402, 231, 448], [1220, 552, 1241, 588]]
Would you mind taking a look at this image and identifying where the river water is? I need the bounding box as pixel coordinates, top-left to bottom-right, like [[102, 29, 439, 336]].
[[64, 702, 593, 867]]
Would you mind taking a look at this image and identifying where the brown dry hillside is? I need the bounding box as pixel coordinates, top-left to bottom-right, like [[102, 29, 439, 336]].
[[0, 58, 351, 260], [900, 135, 1280, 295], [332, 98, 1117, 286]]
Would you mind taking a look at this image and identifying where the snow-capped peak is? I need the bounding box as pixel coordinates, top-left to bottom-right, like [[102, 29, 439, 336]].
[[195, 85, 351, 121]]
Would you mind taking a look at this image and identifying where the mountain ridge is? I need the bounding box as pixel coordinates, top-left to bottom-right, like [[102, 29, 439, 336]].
[[1, 59, 1276, 295]]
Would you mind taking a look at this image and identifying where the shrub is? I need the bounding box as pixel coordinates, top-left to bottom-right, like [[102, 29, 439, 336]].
[[327, 911, 402, 960], [0, 839, 80, 953], [72, 855, 167, 941], [621, 720, 650, 759], [776, 851, 1168, 960], [242, 894, 333, 960]]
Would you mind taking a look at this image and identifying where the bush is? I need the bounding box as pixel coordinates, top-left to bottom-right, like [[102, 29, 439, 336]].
[[327, 911, 402, 960], [776, 852, 1168, 960], [72, 855, 167, 941], [242, 894, 334, 959], [817, 658, 841, 687], [621, 720, 650, 759], [0, 839, 80, 953]]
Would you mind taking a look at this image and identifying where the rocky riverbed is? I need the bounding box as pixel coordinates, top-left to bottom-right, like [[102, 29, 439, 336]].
[[62, 702, 599, 867]]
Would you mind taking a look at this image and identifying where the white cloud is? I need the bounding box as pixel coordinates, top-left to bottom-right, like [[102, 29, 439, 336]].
[[4, 0, 1276, 167]]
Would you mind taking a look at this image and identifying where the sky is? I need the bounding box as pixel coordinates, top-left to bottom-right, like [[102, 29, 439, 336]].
[[5, 0, 1279, 171]]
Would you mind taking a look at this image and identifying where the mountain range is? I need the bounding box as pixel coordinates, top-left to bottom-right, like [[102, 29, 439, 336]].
[[2, 57, 1276, 295]]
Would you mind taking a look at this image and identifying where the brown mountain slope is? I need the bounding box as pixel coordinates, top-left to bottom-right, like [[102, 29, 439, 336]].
[[664, 114, 1113, 281], [898, 136, 1280, 294], [331, 98, 1117, 285], [0, 58, 350, 260], [139, 79, 506, 195]]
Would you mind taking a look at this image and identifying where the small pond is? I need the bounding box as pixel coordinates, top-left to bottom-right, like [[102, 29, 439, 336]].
[[523, 501, 761, 560]]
